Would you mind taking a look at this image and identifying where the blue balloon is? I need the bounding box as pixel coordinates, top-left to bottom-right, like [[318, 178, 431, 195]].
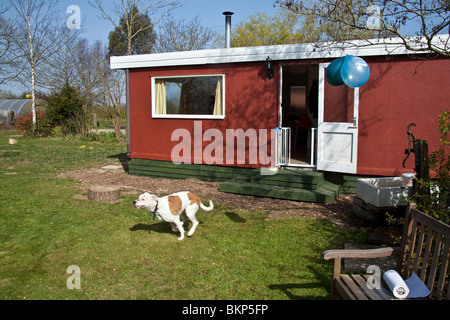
[[325, 56, 345, 86], [340, 55, 370, 88]]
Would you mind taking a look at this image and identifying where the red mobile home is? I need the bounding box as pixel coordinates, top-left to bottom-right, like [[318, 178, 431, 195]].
[[111, 36, 450, 202]]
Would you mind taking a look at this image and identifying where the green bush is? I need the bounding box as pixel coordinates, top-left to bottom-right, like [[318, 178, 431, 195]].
[[15, 110, 53, 137], [413, 110, 450, 224], [46, 84, 89, 136], [85, 131, 123, 143]]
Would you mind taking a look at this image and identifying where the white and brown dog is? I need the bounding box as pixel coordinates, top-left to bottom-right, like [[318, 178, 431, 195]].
[[133, 191, 213, 240]]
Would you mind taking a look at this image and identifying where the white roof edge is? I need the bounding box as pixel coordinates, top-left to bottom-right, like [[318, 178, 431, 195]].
[[110, 34, 450, 69]]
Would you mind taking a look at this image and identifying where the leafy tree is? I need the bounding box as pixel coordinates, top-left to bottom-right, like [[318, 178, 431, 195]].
[[218, 10, 305, 47], [215, 8, 337, 48], [107, 4, 156, 57]]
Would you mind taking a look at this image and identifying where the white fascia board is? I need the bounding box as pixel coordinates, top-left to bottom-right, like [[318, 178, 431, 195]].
[[110, 35, 449, 70]]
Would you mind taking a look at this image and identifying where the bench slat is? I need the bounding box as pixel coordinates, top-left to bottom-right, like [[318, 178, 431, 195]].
[[419, 229, 435, 282], [340, 275, 369, 300], [351, 274, 383, 300], [435, 241, 449, 299], [335, 277, 357, 300], [427, 233, 443, 291], [405, 220, 418, 277], [410, 208, 450, 238], [360, 274, 395, 300], [412, 225, 427, 272]]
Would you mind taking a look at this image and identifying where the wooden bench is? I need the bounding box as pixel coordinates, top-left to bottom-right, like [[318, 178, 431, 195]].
[[323, 202, 450, 300]]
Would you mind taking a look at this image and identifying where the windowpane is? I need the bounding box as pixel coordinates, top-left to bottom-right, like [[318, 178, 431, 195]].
[[166, 82, 182, 114], [154, 75, 224, 118]]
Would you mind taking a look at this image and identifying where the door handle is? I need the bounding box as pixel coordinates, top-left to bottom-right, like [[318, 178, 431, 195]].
[[348, 117, 358, 129]]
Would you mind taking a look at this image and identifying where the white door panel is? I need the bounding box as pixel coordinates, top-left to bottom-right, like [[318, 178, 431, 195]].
[[317, 63, 358, 173]]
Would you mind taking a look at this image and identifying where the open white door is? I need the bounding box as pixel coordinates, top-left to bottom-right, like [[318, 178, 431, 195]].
[[317, 63, 359, 173]]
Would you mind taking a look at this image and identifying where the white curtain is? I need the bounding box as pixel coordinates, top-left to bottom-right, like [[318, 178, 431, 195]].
[[213, 78, 223, 116], [155, 79, 166, 114]]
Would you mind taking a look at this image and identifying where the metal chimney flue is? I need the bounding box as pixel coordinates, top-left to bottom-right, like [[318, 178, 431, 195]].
[[223, 11, 234, 48]]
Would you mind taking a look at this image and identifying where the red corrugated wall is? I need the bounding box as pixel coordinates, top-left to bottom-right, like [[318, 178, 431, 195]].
[[128, 62, 279, 168], [358, 55, 450, 176], [128, 55, 450, 176]]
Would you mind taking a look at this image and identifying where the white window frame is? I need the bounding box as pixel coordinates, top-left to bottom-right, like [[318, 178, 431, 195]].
[[151, 74, 225, 119]]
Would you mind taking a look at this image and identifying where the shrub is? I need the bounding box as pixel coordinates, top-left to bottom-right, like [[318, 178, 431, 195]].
[[46, 84, 89, 136], [413, 110, 450, 224], [85, 131, 125, 143], [15, 111, 53, 137]]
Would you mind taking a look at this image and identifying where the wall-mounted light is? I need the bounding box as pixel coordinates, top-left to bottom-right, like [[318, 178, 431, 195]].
[[266, 56, 274, 80]]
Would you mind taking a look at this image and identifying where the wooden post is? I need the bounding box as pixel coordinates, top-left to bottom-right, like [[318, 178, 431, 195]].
[[331, 258, 342, 300]]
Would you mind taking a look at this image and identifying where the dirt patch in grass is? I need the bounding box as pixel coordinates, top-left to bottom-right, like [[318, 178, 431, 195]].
[[59, 164, 365, 231], [0, 122, 14, 132]]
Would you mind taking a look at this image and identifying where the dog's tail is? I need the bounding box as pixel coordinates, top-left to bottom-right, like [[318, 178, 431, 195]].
[[200, 200, 214, 212]]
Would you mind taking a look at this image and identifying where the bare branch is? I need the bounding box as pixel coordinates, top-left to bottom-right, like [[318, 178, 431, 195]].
[[275, 0, 450, 56], [0, 8, 25, 84], [89, 0, 181, 55], [154, 15, 215, 53]]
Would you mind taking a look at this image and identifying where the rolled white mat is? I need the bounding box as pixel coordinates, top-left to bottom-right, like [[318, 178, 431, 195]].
[[383, 270, 410, 299]]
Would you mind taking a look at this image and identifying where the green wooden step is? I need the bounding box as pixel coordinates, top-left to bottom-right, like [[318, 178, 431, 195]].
[[219, 178, 339, 204], [249, 168, 324, 190]]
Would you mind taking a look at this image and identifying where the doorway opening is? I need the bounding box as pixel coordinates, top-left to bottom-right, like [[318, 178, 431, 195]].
[[280, 64, 318, 167]]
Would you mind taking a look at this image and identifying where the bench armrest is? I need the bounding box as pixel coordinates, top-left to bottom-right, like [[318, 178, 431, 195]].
[[323, 246, 401, 260], [323, 246, 401, 299]]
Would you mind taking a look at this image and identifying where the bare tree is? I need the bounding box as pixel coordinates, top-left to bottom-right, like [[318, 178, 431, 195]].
[[42, 31, 81, 92], [89, 0, 180, 144], [154, 15, 215, 52], [43, 35, 105, 114], [89, 0, 181, 56], [0, 6, 25, 85], [73, 40, 105, 110], [275, 0, 450, 56], [97, 53, 126, 139], [8, 0, 74, 130]]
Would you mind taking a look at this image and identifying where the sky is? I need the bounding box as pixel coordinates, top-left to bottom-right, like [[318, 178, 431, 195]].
[[1, 0, 436, 94], [60, 0, 280, 45], [0, 0, 280, 94]]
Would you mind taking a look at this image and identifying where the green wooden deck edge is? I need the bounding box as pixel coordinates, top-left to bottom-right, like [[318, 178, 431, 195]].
[[128, 158, 360, 203], [129, 159, 251, 182], [219, 178, 338, 204]]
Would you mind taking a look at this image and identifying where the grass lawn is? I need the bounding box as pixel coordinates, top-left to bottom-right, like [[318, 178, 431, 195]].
[[0, 130, 367, 300]]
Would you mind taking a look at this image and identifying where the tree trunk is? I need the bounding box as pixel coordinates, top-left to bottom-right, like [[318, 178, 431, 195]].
[[26, 0, 37, 131], [88, 185, 121, 203], [114, 116, 121, 140]]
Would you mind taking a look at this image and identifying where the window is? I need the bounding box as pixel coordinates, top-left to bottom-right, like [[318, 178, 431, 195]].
[[152, 74, 225, 119]]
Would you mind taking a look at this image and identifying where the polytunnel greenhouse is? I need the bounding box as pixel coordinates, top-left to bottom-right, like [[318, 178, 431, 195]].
[[0, 99, 46, 124]]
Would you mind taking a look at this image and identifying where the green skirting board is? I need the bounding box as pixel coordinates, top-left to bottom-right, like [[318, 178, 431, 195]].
[[128, 159, 366, 203], [129, 158, 251, 182]]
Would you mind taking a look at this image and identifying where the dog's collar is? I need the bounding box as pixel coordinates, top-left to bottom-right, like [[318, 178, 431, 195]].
[[148, 200, 158, 220]]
